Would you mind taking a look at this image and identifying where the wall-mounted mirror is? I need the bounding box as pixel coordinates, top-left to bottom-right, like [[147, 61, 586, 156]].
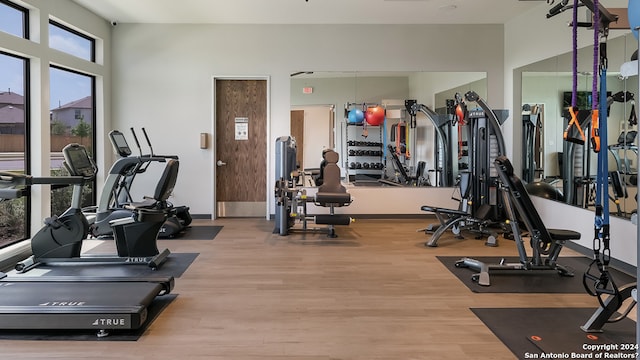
[[519, 32, 638, 219], [290, 71, 487, 188]]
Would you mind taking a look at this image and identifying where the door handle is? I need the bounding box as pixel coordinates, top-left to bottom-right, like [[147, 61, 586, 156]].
[[216, 160, 227, 167]]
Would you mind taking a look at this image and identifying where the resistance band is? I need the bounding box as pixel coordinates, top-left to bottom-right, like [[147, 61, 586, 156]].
[[582, 2, 620, 308], [455, 101, 466, 160], [564, 0, 587, 145]]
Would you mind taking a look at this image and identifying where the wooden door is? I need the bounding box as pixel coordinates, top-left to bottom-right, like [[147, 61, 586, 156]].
[[215, 79, 267, 217], [290, 110, 304, 169]]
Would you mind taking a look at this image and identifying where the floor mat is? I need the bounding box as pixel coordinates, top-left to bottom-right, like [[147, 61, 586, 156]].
[[176, 225, 223, 240], [0, 294, 177, 341], [472, 307, 636, 359], [437, 256, 636, 293], [16, 253, 199, 279]]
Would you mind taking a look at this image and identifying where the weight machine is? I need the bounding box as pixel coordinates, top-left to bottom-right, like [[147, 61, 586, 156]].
[[274, 136, 353, 238]]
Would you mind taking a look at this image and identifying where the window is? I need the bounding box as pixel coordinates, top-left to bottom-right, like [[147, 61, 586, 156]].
[[0, 0, 28, 38], [49, 20, 94, 62], [0, 52, 29, 247], [49, 66, 95, 215]]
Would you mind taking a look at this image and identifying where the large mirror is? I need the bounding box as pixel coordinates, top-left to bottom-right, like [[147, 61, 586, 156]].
[[290, 71, 487, 188], [519, 32, 638, 219]]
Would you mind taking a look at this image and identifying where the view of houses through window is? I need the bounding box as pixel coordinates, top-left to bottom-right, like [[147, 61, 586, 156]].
[[49, 66, 95, 217], [0, 52, 28, 247], [0, 1, 97, 248]]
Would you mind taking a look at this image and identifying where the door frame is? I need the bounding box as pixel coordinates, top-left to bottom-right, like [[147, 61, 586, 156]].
[[211, 76, 271, 220]]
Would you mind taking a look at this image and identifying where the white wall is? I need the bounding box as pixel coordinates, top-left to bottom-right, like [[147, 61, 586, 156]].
[[111, 24, 505, 216]]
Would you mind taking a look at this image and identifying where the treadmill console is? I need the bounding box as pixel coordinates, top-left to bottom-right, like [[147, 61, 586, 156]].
[[62, 144, 98, 178], [109, 130, 132, 157]]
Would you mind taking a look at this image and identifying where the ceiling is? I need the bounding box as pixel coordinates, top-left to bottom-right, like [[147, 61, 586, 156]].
[[71, 0, 546, 25]]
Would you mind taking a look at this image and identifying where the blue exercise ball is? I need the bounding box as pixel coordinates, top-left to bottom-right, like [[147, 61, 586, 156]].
[[348, 108, 364, 124], [630, 0, 640, 39]]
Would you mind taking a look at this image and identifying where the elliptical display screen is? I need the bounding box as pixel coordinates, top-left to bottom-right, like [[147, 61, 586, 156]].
[[63, 145, 96, 178], [109, 130, 132, 157]]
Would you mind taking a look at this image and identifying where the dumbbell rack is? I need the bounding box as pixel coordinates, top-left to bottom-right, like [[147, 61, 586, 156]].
[[344, 122, 384, 183]]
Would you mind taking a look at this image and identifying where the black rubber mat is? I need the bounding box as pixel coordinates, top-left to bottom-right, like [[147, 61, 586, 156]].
[[177, 225, 223, 240], [20, 252, 199, 278], [437, 256, 636, 293], [472, 307, 636, 359], [0, 294, 177, 341]]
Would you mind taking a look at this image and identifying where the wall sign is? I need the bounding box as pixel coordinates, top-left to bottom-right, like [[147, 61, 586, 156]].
[[234, 117, 249, 140]]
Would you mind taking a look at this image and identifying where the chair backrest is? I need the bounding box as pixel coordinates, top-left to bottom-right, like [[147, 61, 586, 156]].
[[317, 150, 346, 193], [415, 161, 426, 179], [154, 159, 179, 202], [315, 148, 332, 186], [494, 156, 553, 244]]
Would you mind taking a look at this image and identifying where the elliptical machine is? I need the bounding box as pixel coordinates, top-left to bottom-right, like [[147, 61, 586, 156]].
[[86, 128, 191, 238], [12, 143, 175, 273]]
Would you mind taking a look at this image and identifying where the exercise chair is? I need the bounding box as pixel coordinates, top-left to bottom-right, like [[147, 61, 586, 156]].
[[455, 156, 580, 286], [274, 139, 352, 238]]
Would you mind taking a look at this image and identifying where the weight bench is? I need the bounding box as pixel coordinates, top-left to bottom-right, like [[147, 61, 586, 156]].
[[456, 156, 580, 286], [420, 172, 498, 247]]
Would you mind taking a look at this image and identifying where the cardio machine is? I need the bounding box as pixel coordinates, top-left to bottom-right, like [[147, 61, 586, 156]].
[[87, 128, 192, 238], [0, 145, 177, 337], [11, 142, 174, 273]]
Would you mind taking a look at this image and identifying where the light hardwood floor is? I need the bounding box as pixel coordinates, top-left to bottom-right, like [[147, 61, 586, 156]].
[[0, 218, 625, 359]]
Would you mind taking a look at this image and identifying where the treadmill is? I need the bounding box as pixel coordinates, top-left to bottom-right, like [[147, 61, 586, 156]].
[[0, 144, 176, 337], [0, 273, 175, 337], [0, 274, 174, 337]]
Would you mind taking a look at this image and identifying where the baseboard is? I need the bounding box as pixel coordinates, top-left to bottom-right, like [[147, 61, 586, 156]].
[[267, 213, 434, 220], [564, 241, 637, 277]]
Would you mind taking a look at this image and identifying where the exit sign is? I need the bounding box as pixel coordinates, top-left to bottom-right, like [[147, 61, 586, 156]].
[[302, 87, 313, 94]]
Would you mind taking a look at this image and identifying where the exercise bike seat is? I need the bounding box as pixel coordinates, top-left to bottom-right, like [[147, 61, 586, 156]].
[[111, 159, 179, 258], [124, 159, 179, 212]]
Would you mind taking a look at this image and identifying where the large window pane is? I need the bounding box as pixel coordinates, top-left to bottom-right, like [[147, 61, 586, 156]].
[[0, 0, 27, 38], [0, 52, 28, 247], [50, 66, 95, 215], [49, 20, 94, 62]]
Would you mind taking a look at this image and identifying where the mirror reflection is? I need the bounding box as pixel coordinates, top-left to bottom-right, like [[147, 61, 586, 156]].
[[520, 33, 638, 219], [290, 71, 486, 188]]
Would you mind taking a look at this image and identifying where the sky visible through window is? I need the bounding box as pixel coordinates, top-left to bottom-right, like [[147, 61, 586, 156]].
[[48, 22, 92, 62], [0, 1, 24, 38], [0, 54, 23, 96]]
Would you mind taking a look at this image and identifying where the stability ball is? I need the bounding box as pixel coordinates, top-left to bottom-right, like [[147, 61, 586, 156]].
[[525, 181, 564, 202], [365, 106, 385, 126], [630, 0, 640, 39], [348, 108, 365, 124]]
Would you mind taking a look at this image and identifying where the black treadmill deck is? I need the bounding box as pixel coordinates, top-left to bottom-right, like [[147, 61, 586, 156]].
[[0, 280, 171, 330]]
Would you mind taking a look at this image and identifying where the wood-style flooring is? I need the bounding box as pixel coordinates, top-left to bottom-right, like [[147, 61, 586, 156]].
[[0, 218, 628, 359]]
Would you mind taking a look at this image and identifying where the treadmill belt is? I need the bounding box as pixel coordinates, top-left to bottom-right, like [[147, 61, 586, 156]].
[[0, 281, 166, 330], [0, 294, 176, 341], [24, 252, 199, 278]]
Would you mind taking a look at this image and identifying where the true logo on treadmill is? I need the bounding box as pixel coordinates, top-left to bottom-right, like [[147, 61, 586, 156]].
[[92, 318, 127, 326], [39, 301, 86, 306], [126, 257, 149, 263]]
